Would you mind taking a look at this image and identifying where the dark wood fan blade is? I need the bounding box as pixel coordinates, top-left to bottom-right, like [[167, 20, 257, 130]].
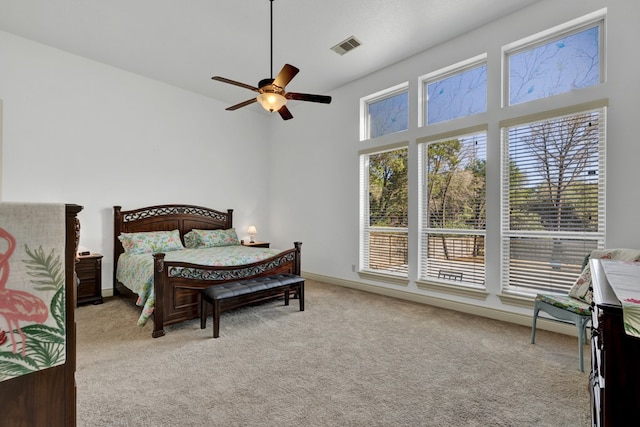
[[278, 105, 293, 120], [212, 76, 259, 92], [285, 92, 332, 104], [273, 64, 300, 89], [226, 98, 257, 111]]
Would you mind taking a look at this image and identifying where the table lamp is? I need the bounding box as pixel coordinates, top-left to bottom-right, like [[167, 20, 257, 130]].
[[247, 225, 257, 243]]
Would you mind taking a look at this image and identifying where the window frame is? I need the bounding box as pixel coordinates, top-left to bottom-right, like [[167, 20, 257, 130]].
[[502, 10, 606, 107], [417, 126, 488, 290], [359, 143, 410, 281], [355, 10, 608, 304], [499, 102, 607, 297], [360, 82, 409, 141], [418, 53, 487, 128]]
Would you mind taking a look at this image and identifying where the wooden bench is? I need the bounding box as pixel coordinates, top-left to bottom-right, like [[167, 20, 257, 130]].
[[200, 273, 305, 338]]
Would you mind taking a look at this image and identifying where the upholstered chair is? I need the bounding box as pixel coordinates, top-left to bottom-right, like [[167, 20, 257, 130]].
[[530, 248, 640, 372]]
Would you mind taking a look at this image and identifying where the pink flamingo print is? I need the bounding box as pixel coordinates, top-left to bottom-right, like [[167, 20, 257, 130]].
[[0, 227, 49, 356]]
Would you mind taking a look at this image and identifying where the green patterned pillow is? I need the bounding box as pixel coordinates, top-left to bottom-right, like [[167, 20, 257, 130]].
[[188, 228, 240, 248], [118, 229, 184, 254], [183, 230, 200, 248]]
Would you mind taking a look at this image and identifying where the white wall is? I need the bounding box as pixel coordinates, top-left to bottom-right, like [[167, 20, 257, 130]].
[[270, 0, 640, 319], [2, 0, 639, 322], [0, 30, 274, 289]]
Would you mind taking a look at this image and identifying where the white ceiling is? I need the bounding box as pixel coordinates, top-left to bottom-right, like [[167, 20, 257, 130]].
[[0, 0, 541, 111]]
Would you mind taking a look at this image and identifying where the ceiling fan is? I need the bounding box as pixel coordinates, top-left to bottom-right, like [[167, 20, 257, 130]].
[[211, 0, 332, 120]]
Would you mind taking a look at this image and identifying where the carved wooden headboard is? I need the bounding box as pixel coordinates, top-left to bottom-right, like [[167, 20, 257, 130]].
[[112, 204, 233, 279]]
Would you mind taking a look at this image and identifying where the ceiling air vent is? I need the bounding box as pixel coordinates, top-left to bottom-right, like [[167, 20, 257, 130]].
[[331, 36, 362, 56]]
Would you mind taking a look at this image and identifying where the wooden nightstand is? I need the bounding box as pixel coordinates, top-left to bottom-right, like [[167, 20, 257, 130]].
[[242, 241, 270, 248], [76, 253, 103, 306]]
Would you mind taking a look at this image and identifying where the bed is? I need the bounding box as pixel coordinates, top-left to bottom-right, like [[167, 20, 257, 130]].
[[113, 204, 301, 338]]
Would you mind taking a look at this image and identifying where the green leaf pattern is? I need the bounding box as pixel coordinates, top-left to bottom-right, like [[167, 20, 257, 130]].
[[0, 245, 65, 381]]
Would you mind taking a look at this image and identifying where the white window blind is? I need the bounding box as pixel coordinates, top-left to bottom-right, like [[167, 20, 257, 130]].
[[418, 131, 486, 286], [360, 147, 409, 277], [501, 107, 606, 294]]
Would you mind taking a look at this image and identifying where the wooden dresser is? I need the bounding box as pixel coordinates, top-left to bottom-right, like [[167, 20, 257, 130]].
[[589, 259, 640, 426], [0, 204, 81, 426]]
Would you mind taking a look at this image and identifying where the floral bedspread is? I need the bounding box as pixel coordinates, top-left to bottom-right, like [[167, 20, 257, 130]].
[[116, 246, 284, 326]]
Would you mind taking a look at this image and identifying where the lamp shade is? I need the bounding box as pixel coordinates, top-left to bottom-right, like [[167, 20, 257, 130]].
[[247, 225, 257, 243], [257, 93, 287, 112]]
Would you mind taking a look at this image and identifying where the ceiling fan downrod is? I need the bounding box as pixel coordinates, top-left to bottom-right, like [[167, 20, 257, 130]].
[[269, 0, 274, 81]]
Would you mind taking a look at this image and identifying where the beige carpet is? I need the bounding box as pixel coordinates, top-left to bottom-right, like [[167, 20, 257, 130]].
[[75, 280, 590, 426]]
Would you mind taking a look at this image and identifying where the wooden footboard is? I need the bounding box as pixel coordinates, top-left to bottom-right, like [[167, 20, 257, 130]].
[[151, 242, 302, 338]]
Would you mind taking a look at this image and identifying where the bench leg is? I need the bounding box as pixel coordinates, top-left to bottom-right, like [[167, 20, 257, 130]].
[[213, 300, 221, 338], [284, 290, 290, 306], [200, 295, 208, 329], [299, 282, 304, 311]]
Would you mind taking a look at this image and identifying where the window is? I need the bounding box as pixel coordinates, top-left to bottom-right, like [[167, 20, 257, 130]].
[[357, 11, 607, 303], [506, 22, 602, 106], [421, 56, 487, 126], [361, 84, 408, 140], [360, 146, 408, 277], [418, 130, 486, 286], [501, 107, 606, 295]]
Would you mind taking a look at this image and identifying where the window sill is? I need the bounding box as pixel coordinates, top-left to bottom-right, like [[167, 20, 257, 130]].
[[497, 292, 535, 309], [416, 280, 488, 300], [358, 270, 409, 286]]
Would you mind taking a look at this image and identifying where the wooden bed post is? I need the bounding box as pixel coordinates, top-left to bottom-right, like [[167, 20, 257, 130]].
[[152, 252, 166, 338], [294, 241, 302, 275], [226, 209, 233, 229], [113, 206, 122, 296]]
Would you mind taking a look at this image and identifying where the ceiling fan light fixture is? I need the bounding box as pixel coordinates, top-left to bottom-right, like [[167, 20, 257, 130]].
[[257, 92, 287, 112], [211, 0, 331, 120]]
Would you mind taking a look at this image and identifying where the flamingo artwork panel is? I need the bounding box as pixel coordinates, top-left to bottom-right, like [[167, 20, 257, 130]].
[[0, 203, 66, 382]]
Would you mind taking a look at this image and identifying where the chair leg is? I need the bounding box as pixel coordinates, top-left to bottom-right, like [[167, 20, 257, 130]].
[[576, 316, 590, 372], [531, 303, 541, 344]]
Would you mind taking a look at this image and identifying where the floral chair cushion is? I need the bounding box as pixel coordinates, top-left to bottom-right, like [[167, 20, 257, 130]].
[[535, 293, 591, 316]]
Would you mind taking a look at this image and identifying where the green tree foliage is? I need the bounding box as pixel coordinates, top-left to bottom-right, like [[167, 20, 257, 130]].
[[369, 148, 408, 227], [427, 138, 486, 260], [427, 139, 486, 230]]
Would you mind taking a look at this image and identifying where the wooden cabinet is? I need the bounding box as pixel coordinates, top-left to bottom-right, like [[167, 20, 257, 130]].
[[589, 259, 640, 426], [0, 203, 81, 427], [76, 253, 103, 306]]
